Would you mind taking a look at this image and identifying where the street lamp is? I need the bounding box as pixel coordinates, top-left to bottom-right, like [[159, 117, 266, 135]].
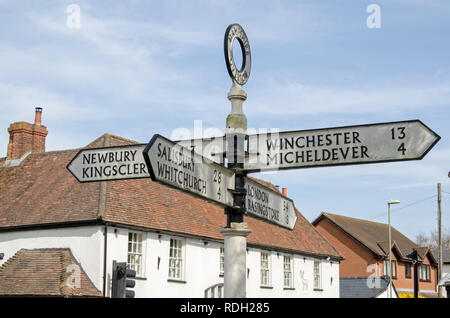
[[387, 200, 400, 298]]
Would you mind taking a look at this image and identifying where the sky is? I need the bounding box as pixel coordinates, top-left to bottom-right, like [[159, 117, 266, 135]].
[[0, 0, 449, 241]]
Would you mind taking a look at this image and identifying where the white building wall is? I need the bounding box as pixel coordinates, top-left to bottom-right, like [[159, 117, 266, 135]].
[[245, 248, 339, 298], [0, 225, 341, 298], [0, 226, 105, 291], [104, 227, 225, 298], [105, 226, 340, 298]]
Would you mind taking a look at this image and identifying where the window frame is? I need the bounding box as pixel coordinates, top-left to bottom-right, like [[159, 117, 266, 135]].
[[260, 251, 272, 288], [283, 255, 294, 289], [391, 260, 397, 279], [127, 231, 145, 278], [405, 262, 412, 279], [383, 259, 397, 279], [313, 260, 322, 291], [419, 264, 431, 282], [168, 237, 186, 282], [219, 247, 224, 277]]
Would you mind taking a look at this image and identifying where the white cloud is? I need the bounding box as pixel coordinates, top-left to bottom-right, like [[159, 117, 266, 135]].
[[0, 83, 100, 121], [0, 82, 105, 157], [247, 80, 450, 116]]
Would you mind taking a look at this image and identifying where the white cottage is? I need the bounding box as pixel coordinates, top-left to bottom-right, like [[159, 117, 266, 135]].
[[0, 110, 342, 298]]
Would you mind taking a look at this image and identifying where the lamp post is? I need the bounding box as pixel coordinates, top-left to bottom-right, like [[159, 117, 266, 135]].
[[388, 200, 400, 298]]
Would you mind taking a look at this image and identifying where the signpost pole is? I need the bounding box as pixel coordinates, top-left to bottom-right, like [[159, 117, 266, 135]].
[[220, 81, 251, 298], [220, 23, 253, 298]]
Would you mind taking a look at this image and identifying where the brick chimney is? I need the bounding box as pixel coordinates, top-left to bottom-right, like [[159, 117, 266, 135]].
[[6, 107, 48, 160], [282, 187, 287, 196]]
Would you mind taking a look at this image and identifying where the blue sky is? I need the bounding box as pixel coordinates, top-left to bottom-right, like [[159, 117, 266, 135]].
[[1, 0, 449, 240]]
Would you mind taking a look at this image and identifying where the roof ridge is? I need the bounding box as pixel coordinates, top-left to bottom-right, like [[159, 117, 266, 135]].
[[321, 212, 419, 241], [19, 247, 71, 251], [323, 212, 388, 227], [85, 133, 140, 148]]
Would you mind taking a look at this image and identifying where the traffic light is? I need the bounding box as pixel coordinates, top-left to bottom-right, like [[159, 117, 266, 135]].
[[112, 260, 136, 298]]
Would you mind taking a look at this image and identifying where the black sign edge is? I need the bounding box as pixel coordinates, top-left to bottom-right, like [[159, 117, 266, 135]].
[[416, 119, 441, 161], [247, 119, 425, 138], [142, 134, 236, 208], [244, 119, 441, 173], [66, 144, 149, 183], [66, 148, 84, 183], [142, 134, 160, 182], [144, 134, 235, 177], [244, 177, 297, 230]]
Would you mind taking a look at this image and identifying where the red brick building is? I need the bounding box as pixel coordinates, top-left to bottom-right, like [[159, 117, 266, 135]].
[[313, 212, 438, 297]]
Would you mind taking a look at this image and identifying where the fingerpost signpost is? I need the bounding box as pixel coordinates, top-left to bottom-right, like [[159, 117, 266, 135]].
[[67, 23, 440, 299], [142, 134, 235, 208], [67, 144, 149, 182]]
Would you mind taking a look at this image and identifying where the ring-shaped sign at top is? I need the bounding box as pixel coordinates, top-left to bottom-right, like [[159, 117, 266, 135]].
[[224, 24, 251, 86]]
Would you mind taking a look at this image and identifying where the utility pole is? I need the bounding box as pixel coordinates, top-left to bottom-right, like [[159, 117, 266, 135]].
[[438, 182, 443, 298]]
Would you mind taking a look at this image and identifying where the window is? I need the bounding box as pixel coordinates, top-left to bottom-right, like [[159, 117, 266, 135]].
[[391, 261, 397, 278], [127, 231, 144, 277], [260, 251, 271, 287], [419, 264, 430, 282], [283, 255, 293, 288], [405, 263, 411, 278], [169, 238, 184, 280], [383, 260, 397, 278], [313, 260, 322, 290], [219, 247, 224, 276]]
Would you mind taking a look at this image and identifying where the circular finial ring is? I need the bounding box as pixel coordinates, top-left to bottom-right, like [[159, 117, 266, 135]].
[[224, 24, 251, 86]]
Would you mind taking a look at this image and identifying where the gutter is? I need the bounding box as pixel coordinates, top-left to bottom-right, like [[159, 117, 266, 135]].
[[0, 219, 103, 232], [103, 224, 108, 297]]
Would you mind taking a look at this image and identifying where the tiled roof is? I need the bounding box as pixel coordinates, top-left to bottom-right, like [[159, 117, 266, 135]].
[[0, 149, 100, 227], [340, 276, 392, 298], [313, 212, 431, 261], [431, 247, 450, 264], [0, 248, 102, 297], [0, 134, 341, 259]]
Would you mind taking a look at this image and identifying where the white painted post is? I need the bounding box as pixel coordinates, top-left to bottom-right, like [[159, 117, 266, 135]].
[[222, 81, 251, 298], [220, 223, 252, 298], [222, 23, 252, 299]]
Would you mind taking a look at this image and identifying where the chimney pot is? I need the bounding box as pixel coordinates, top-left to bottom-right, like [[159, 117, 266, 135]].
[[34, 107, 43, 125], [282, 188, 287, 196]]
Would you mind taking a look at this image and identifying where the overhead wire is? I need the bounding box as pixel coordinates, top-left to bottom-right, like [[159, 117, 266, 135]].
[[369, 194, 438, 221]]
